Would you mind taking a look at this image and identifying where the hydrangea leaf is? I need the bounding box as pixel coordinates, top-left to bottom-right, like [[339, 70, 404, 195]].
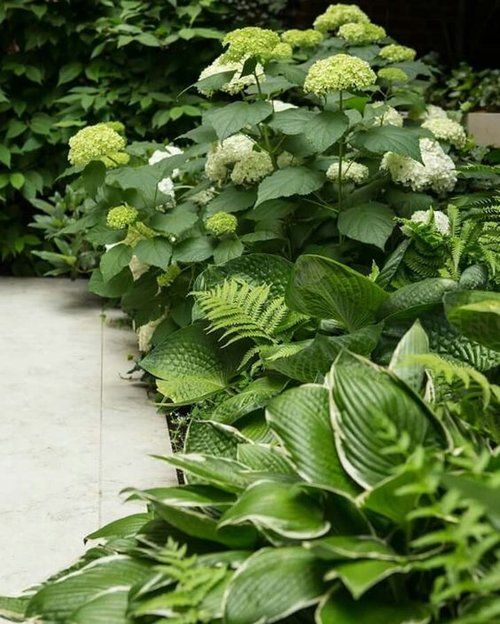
[[350, 126, 430, 162], [338, 202, 395, 250], [204, 101, 273, 140], [256, 166, 324, 206]]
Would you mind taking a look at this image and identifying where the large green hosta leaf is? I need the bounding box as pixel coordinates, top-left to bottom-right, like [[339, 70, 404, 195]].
[[26, 556, 152, 622], [287, 255, 388, 331], [219, 480, 330, 539], [325, 559, 408, 599], [379, 278, 458, 323], [267, 385, 359, 497], [139, 324, 239, 404], [69, 589, 130, 624], [224, 547, 327, 624], [184, 419, 239, 459], [444, 290, 500, 351], [327, 353, 447, 489]]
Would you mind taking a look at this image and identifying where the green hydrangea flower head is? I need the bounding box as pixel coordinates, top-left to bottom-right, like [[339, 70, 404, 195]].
[[281, 29, 324, 48], [157, 264, 181, 288], [379, 44, 416, 63], [68, 123, 128, 167], [230, 151, 274, 186], [338, 22, 386, 45], [106, 204, 138, 230], [304, 53, 376, 95], [271, 42, 293, 60], [222, 27, 281, 62], [377, 67, 409, 83], [205, 212, 238, 237], [314, 4, 370, 33]]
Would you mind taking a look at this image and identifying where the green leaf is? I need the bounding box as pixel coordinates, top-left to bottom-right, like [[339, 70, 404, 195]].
[[205, 185, 257, 215], [379, 278, 458, 323], [256, 166, 324, 206], [287, 255, 388, 331], [389, 320, 429, 392], [134, 238, 172, 268], [150, 205, 198, 236], [10, 172, 25, 189], [267, 385, 358, 496], [224, 547, 327, 624], [69, 589, 130, 624], [213, 237, 244, 264], [306, 535, 398, 561], [172, 236, 214, 263], [237, 443, 296, 474], [140, 324, 238, 404], [300, 110, 349, 154], [328, 353, 447, 489], [88, 267, 133, 298], [195, 69, 237, 93], [0, 145, 11, 167], [0, 596, 28, 622], [58, 62, 83, 86], [350, 126, 429, 162], [268, 108, 316, 135], [444, 290, 500, 351], [220, 480, 330, 539], [86, 514, 151, 541], [100, 244, 133, 282], [163, 454, 252, 493], [338, 202, 395, 250], [327, 560, 407, 599], [185, 419, 238, 459], [204, 101, 273, 140]]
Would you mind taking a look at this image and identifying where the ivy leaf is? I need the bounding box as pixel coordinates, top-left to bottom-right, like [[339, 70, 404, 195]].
[[350, 126, 430, 162], [338, 202, 395, 250], [256, 167, 324, 206], [100, 244, 133, 282], [204, 101, 273, 140], [134, 238, 172, 268]]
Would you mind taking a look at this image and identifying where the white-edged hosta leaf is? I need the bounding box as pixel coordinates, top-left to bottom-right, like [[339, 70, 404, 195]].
[[69, 588, 130, 624], [267, 385, 359, 497], [327, 352, 447, 489], [130, 484, 235, 508], [139, 324, 239, 404], [85, 514, 151, 542], [0, 596, 28, 622], [325, 560, 408, 599], [286, 255, 388, 331], [224, 547, 327, 624], [379, 278, 458, 323], [220, 480, 330, 539], [444, 290, 500, 351], [389, 320, 429, 392], [256, 167, 324, 206], [305, 536, 398, 562], [237, 443, 297, 474]]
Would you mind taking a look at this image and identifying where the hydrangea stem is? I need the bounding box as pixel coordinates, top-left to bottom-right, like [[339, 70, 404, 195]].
[[337, 90, 345, 212]]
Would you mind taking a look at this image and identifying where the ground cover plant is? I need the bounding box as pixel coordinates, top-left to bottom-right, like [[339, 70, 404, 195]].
[[2, 3, 500, 623]]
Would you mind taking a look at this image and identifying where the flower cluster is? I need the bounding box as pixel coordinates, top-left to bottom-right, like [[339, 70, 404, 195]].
[[379, 44, 416, 62], [106, 205, 138, 229], [231, 150, 273, 186], [422, 105, 448, 121], [313, 4, 370, 33], [381, 138, 457, 194], [370, 102, 404, 127], [272, 42, 293, 60], [157, 177, 175, 200], [377, 67, 408, 83], [198, 55, 264, 96], [304, 53, 376, 96], [68, 123, 128, 167], [157, 264, 181, 288], [205, 134, 256, 183], [205, 211, 238, 237], [137, 316, 164, 352], [338, 22, 386, 45], [191, 187, 217, 206], [222, 27, 281, 62], [149, 145, 183, 166], [281, 29, 324, 48], [411, 209, 451, 235], [326, 160, 369, 184], [422, 117, 467, 149]]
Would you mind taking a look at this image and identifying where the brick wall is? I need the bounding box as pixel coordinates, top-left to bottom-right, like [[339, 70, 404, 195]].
[[287, 0, 499, 68]]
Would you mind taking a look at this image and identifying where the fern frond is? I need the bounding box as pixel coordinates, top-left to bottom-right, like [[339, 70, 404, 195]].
[[457, 163, 500, 177], [193, 279, 293, 346]]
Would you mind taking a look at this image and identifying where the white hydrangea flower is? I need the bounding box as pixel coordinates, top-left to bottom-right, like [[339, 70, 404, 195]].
[[422, 117, 467, 149], [371, 102, 403, 127], [381, 138, 457, 194], [137, 316, 164, 352], [158, 177, 175, 200], [272, 100, 298, 112], [326, 160, 369, 185], [129, 255, 149, 281], [191, 187, 217, 206], [205, 134, 255, 182], [422, 104, 448, 121], [276, 151, 297, 169], [231, 150, 274, 186], [411, 209, 451, 235], [198, 55, 265, 96], [149, 144, 183, 178]]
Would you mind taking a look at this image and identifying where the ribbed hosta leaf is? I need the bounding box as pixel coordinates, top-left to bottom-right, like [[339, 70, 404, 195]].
[[328, 353, 447, 489], [70, 589, 130, 624], [237, 443, 297, 474], [325, 560, 408, 599], [262, 325, 381, 382], [267, 385, 359, 497], [220, 480, 330, 539], [140, 324, 239, 404], [184, 420, 239, 459], [224, 547, 327, 624], [305, 536, 398, 562], [379, 278, 458, 323], [27, 556, 152, 622], [316, 590, 429, 624], [287, 255, 388, 330], [444, 290, 500, 351]]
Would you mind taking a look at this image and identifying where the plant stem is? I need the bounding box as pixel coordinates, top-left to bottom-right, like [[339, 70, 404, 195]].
[[337, 90, 345, 213]]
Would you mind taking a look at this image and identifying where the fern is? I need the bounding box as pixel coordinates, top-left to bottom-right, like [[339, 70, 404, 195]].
[[193, 278, 304, 346]]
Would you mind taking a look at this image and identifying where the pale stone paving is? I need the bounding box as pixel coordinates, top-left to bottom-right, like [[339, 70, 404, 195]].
[[0, 278, 176, 595]]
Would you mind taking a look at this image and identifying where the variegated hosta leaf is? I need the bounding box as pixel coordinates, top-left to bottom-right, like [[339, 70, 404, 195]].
[[236, 443, 297, 475], [266, 385, 359, 497], [305, 535, 399, 562], [224, 547, 327, 624], [327, 353, 447, 490], [139, 324, 240, 404], [184, 419, 239, 459], [69, 588, 129, 624], [325, 559, 408, 599], [262, 325, 382, 383], [316, 589, 429, 623], [444, 290, 500, 351], [219, 480, 330, 539], [26, 556, 153, 622], [389, 320, 429, 392], [286, 254, 388, 331]]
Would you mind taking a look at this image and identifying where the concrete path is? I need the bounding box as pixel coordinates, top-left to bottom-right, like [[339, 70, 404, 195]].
[[0, 278, 176, 595]]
